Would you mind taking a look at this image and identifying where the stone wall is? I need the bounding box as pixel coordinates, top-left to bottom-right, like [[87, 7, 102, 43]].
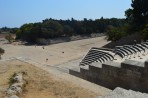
[[69, 59, 148, 93]]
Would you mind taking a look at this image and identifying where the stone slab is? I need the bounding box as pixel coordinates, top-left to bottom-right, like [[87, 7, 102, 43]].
[[103, 61, 121, 68]]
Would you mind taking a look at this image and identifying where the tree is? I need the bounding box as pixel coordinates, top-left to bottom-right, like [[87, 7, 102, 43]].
[[42, 20, 63, 38], [15, 18, 126, 43], [125, 0, 148, 29], [63, 25, 74, 36], [132, 0, 148, 25], [20, 23, 34, 41], [0, 48, 4, 59], [125, 8, 133, 23], [124, 0, 148, 40]]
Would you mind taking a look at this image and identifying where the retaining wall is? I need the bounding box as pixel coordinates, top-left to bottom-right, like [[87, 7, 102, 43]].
[[69, 59, 148, 93]]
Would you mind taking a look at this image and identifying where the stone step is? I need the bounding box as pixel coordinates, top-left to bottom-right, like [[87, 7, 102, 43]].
[[83, 52, 106, 59], [121, 59, 144, 72], [69, 66, 81, 78], [89, 63, 102, 74], [91, 47, 113, 52], [69, 65, 90, 80], [90, 62, 102, 68], [80, 65, 89, 75], [102, 61, 121, 68]]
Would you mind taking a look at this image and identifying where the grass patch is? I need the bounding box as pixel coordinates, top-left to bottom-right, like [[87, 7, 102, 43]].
[[8, 72, 17, 85]]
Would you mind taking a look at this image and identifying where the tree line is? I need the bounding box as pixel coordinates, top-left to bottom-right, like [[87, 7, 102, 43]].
[[107, 0, 148, 41], [3, 0, 146, 43], [15, 18, 125, 42], [0, 27, 18, 34]]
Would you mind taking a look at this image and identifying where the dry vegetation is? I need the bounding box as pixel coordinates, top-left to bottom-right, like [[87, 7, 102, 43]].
[[0, 60, 97, 98]]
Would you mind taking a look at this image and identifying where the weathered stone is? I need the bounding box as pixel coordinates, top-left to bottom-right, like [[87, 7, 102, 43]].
[[12, 82, 24, 88], [70, 44, 148, 93], [121, 60, 144, 72], [7, 81, 23, 95], [7, 88, 17, 96], [10, 95, 19, 98], [97, 87, 148, 98], [13, 73, 23, 83]]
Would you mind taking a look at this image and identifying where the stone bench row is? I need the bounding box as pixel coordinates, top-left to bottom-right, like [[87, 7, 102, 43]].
[[114, 42, 148, 58], [79, 41, 148, 67], [80, 48, 114, 66]]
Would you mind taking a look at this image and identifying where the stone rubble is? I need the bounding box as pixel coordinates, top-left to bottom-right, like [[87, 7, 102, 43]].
[[4, 72, 26, 98], [97, 87, 148, 98]]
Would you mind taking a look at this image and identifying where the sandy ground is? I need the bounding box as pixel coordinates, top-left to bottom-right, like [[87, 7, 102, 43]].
[[0, 36, 112, 97], [0, 59, 98, 98], [0, 36, 110, 66]]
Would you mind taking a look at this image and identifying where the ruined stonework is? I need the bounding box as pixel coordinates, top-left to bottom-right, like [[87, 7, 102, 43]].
[[97, 87, 148, 98], [69, 41, 148, 93]]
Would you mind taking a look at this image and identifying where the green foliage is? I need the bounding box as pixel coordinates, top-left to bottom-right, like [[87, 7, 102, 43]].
[[0, 27, 18, 34], [0, 27, 10, 32], [141, 24, 148, 40], [16, 18, 126, 43], [125, 8, 133, 24], [125, 0, 148, 30], [42, 20, 63, 38], [9, 73, 17, 85], [106, 26, 127, 41], [124, 0, 148, 41], [132, 0, 148, 26], [63, 25, 74, 36], [106, 0, 148, 42]]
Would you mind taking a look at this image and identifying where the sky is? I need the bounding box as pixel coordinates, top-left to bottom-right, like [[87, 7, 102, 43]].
[[0, 0, 131, 28]]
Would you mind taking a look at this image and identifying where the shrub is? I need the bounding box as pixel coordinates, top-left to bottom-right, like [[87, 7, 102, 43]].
[[36, 38, 50, 45], [0, 47, 4, 59], [106, 27, 127, 41], [9, 73, 17, 85], [5, 33, 14, 43], [141, 24, 148, 41]]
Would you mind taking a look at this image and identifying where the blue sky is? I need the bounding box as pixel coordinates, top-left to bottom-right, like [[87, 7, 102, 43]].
[[0, 0, 131, 28]]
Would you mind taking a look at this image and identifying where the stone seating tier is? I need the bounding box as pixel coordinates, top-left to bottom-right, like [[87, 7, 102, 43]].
[[69, 41, 148, 92], [80, 49, 114, 66]]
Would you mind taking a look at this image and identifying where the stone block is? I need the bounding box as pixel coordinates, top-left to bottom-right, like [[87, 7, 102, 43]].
[[121, 59, 144, 72], [69, 67, 81, 78], [145, 59, 148, 68]]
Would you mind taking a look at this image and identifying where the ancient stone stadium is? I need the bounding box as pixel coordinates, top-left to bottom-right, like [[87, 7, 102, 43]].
[[69, 41, 148, 93]]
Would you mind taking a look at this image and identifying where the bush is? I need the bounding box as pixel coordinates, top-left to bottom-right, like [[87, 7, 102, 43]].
[[0, 48, 4, 54], [5, 33, 14, 43], [9, 73, 17, 85], [106, 27, 127, 41], [0, 47, 5, 59], [141, 24, 148, 41], [36, 38, 50, 45]]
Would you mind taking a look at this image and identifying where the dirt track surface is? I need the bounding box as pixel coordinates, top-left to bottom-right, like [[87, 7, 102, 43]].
[[0, 36, 110, 66], [0, 36, 112, 97]]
